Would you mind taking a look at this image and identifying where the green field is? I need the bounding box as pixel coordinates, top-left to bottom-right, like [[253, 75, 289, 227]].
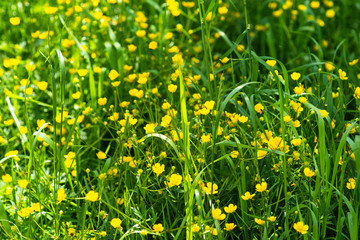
[[0, 0, 359, 239]]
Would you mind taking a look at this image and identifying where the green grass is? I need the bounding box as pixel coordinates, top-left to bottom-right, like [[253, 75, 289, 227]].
[[0, 0, 360, 239]]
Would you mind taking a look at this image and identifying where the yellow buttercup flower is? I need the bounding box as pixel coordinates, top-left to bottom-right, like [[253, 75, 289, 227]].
[[267, 216, 277, 222], [85, 190, 99, 202], [96, 151, 107, 160], [144, 123, 157, 134], [203, 182, 218, 194], [338, 69, 348, 80], [293, 221, 309, 234], [18, 179, 29, 188], [57, 188, 66, 204], [152, 163, 165, 176], [168, 84, 178, 93], [304, 167, 315, 177], [10, 17, 21, 26], [224, 204, 237, 213], [110, 218, 122, 228], [108, 69, 119, 80], [255, 218, 265, 225], [224, 223, 236, 231], [98, 97, 107, 105], [212, 208, 226, 220], [2, 174, 12, 183], [153, 223, 164, 233], [165, 173, 182, 187], [291, 72, 301, 81], [256, 182, 267, 192], [266, 60, 276, 67], [148, 41, 158, 50], [319, 109, 329, 118], [346, 178, 356, 190], [241, 191, 255, 200], [37, 81, 48, 90]]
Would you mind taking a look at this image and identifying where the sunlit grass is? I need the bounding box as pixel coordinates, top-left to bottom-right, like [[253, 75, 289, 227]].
[[0, 0, 359, 239]]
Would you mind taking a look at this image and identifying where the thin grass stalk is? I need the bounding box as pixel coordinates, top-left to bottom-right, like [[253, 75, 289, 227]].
[[178, 65, 193, 239]]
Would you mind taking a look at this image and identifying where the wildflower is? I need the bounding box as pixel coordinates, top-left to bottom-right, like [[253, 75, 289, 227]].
[[256, 182, 267, 192], [325, 9, 335, 18], [161, 115, 172, 128], [110, 218, 122, 229], [108, 70, 119, 80], [230, 151, 239, 158], [17, 207, 33, 217], [166, 173, 182, 187], [254, 103, 264, 113], [299, 97, 307, 103], [255, 218, 265, 225], [203, 182, 219, 194], [168, 84, 177, 93], [224, 204, 237, 213], [85, 190, 99, 202], [25, 87, 33, 95], [44, 6, 58, 14], [241, 191, 255, 200], [293, 221, 309, 234], [2, 174, 12, 183], [310, 1, 320, 9], [238, 115, 248, 123], [98, 97, 107, 105], [201, 134, 211, 143], [304, 167, 315, 177], [152, 163, 165, 176], [153, 223, 164, 233], [136, 30, 146, 38], [129, 88, 144, 98], [72, 91, 81, 99], [344, 123, 355, 134], [57, 188, 66, 204], [220, 57, 229, 64], [338, 69, 348, 80], [291, 138, 302, 146], [96, 151, 107, 160], [10, 17, 21, 26], [144, 123, 157, 134], [32, 203, 41, 212], [68, 228, 76, 238], [266, 60, 277, 67], [257, 150, 267, 159], [192, 224, 200, 232], [294, 84, 305, 94], [268, 137, 284, 150], [346, 178, 356, 190], [149, 41, 158, 50], [291, 72, 301, 81], [224, 223, 236, 231], [283, 115, 292, 123], [128, 44, 137, 52], [18, 179, 29, 188], [77, 69, 88, 77], [25, 63, 36, 71], [267, 216, 277, 222], [140, 230, 148, 235], [349, 59, 359, 66], [319, 109, 329, 118], [212, 208, 226, 220], [19, 126, 27, 134], [4, 119, 15, 126], [354, 87, 360, 99], [164, 32, 173, 40]]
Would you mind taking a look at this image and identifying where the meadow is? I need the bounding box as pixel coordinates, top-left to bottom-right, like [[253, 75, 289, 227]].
[[0, 0, 359, 239]]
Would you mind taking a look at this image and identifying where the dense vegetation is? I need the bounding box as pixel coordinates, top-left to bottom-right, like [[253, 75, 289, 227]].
[[0, 0, 359, 239]]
